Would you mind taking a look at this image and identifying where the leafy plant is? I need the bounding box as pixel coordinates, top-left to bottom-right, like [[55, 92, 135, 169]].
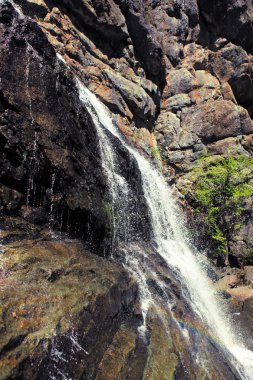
[[192, 154, 253, 261]]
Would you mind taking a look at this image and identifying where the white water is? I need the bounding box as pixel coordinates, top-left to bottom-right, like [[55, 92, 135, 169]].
[[77, 79, 131, 252], [77, 83, 253, 377]]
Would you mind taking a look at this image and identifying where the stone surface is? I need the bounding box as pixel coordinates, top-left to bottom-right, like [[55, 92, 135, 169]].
[[227, 287, 253, 302], [0, 0, 253, 378], [0, 1, 108, 251], [244, 266, 253, 286], [0, 218, 139, 380], [215, 274, 240, 293], [0, 1, 152, 256]]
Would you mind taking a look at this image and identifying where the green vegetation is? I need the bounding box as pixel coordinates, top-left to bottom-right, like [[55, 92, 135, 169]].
[[192, 154, 253, 259], [151, 145, 160, 159]]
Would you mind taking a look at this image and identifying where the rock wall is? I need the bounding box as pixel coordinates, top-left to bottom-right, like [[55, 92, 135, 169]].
[[0, 0, 253, 378], [9, 0, 252, 263]]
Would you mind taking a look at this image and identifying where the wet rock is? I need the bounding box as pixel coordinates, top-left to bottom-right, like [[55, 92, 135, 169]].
[[0, 184, 22, 212], [142, 312, 178, 380], [0, 0, 253, 377], [0, 1, 117, 253], [95, 324, 137, 380], [0, 219, 139, 380], [19, 205, 48, 225]]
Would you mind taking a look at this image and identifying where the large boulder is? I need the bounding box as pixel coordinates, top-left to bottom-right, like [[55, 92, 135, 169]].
[[0, 218, 139, 380], [181, 100, 253, 145]]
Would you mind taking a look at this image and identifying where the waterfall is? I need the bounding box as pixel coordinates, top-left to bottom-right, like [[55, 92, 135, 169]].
[[77, 80, 253, 378]]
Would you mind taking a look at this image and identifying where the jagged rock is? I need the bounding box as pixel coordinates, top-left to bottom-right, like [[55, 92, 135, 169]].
[[155, 112, 181, 149], [0, 1, 113, 252], [198, 0, 253, 54], [208, 43, 253, 116], [52, 0, 129, 42], [104, 68, 157, 129], [164, 93, 192, 112], [157, 100, 253, 170], [165, 68, 196, 97]]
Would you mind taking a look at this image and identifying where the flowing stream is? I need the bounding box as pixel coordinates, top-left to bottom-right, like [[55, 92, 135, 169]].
[[77, 79, 253, 379]]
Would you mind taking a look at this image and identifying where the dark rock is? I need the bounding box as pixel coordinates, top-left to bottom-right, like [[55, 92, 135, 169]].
[[19, 205, 48, 224], [0, 1, 111, 253], [198, 0, 253, 54], [0, 184, 22, 212], [208, 43, 253, 117], [0, 219, 139, 380]]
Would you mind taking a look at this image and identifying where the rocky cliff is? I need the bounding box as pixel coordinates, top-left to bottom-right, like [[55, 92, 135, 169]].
[[0, 0, 253, 379]]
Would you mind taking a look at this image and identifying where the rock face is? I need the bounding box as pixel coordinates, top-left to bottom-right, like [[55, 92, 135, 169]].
[[0, 0, 150, 255], [0, 219, 242, 380], [0, 217, 140, 379], [0, 0, 109, 251], [0, 0, 253, 378]]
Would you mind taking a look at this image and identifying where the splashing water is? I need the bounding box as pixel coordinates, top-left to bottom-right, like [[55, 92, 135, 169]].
[[77, 79, 132, 253], [77, 80, 253, 379]]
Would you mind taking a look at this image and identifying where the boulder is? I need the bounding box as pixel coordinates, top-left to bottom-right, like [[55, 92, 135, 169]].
[[55, 0, 129, 41], [198, 0, 253, 54], [0, 218, 139, 380], [227, 287, 253, 302], [165, 68, 196, 97], [244, 266, 253, 286], [104, 68, 157, 129], [208, 43, 253, 117], [165, 93, 192, 112], [215, 274, 240, 293], [181, 100, 253, 144]]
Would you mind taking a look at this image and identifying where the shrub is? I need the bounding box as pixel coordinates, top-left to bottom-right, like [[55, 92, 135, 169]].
[[192, 154, 253, 261]]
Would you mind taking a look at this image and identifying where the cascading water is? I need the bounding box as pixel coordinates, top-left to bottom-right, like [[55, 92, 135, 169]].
[[77, 79, 253, 379]]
